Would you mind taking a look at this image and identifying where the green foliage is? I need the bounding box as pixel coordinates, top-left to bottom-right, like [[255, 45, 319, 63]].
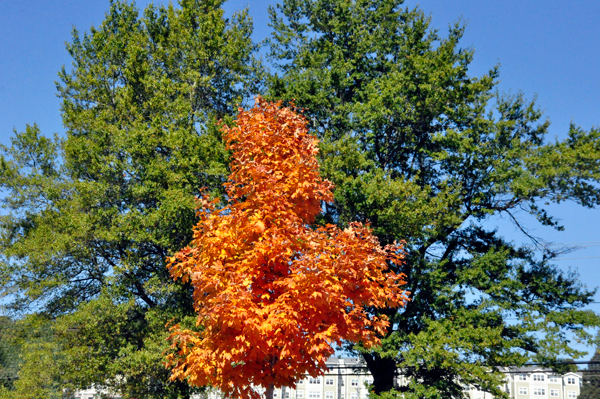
[[10, 316, 64, 399], [0, 0, 261, 397], [0, 316, 20, 390], [2, 0, 600, 398], [0, 315, 65, 399], [581, 348, 600, 399], [266, 0, 600, 397], [54, 292, 199, 398]]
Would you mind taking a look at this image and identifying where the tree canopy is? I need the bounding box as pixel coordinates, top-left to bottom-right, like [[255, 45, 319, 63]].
[[0, 0, 261, 397], [0, 0, 599, 398], [166, 99, 407, 399], [267, 0, 600, 397]]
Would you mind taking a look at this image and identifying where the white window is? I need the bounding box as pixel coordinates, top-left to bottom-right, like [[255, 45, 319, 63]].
[[274, 392, 278, 398], [325, 392, 334, 399], [351, 393, 358, 399], [534, 388, 546, 396], [309, 377, 321, 385], [519, 387, 528, 395], [351, 379, 358, 387], [549, 376, 559, 383], [567, 377, 577, 385], [567, 391, 577, 399], [534, 374, 546, 382], [326, 378, 334, 386], [309, 392, 321, 399], [365, 378, 373, 385], [297, 392, 304, 399], [518, 374, 528, 381], [550, 389, 559, 397], [284, 392, 290, 399]]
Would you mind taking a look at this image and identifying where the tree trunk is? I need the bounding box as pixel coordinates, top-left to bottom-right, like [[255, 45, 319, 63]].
[[265, 384, 275, 399], [363, 353, 397, 394]]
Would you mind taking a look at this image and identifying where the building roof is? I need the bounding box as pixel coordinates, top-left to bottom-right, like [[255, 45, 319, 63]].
[[499, 366, 582, 377]]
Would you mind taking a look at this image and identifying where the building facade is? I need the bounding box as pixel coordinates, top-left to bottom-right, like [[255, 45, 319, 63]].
[[494, 367, 581, 399]]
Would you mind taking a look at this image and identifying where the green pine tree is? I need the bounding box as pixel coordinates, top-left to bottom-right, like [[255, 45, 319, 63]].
[[0, 316, 20, 391], [266, 1, 600, 398], [581, 349, 600, 399], [0, 0, 262, 397]]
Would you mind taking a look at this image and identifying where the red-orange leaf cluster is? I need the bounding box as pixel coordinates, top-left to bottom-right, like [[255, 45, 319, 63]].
[[166, 98, 408, 399]]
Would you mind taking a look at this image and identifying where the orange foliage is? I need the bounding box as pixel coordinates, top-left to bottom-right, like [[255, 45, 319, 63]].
[[166, 98, 408, 399]]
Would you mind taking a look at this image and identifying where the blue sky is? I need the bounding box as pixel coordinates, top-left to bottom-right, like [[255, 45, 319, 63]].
[[1, 1, 599, 358]]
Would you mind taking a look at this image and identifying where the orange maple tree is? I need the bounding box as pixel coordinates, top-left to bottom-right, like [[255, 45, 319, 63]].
[[166, 98, 408, 399]]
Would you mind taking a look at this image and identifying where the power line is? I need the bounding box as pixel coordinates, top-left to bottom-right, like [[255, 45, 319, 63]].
[[324, 361, 600, 371], [547, 241, 600, 247]]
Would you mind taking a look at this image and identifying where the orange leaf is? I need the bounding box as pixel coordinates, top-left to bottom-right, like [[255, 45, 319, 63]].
[[166, 97, 409, 399]]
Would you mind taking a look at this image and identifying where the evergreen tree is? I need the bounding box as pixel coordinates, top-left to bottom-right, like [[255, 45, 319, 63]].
[[0, 0, 262, 397], [0, 316, 19, 391], [266, 0, 600, 397], [581, 349, 600, 399]]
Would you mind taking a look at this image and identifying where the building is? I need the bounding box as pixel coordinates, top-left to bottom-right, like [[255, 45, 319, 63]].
[[204, 359, 582, 399], [494, 367, 581, 399], [73, 359, 582, 399]]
